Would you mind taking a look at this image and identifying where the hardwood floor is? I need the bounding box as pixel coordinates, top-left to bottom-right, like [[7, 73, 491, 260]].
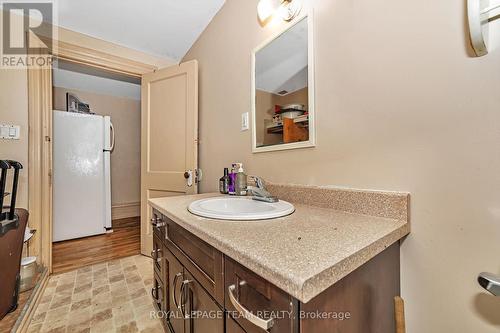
[[52, 216, 141, 274]]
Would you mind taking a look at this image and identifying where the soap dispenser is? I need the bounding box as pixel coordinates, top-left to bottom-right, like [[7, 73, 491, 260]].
[[234, 163, 247, 196], [228, 165, 236, 195]]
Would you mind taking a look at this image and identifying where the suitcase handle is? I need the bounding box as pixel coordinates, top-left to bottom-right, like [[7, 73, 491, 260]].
[[0, 160, 23, 221], [0, 161, 11, 216], [5, 161, 22, 220]]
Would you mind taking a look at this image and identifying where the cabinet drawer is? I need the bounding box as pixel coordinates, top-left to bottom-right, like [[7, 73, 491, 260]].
[[225, 258, 298, 333], [165, 218, 224, 305]]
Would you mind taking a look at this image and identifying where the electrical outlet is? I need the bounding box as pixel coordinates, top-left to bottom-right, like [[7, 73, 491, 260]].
[[241, 112, 249, 131]]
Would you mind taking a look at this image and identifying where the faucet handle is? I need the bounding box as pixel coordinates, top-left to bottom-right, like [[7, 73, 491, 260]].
[[248, 175, 265, 189]]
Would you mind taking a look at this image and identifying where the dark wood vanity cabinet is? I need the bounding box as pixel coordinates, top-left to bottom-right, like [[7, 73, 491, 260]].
[[224, 257, 298, 333], [184, 270, 225, 332], [163, 247, 186, 333], [153, 212, 224, 333], [152, 209, 400, 333], [226, 316, 247, 333]]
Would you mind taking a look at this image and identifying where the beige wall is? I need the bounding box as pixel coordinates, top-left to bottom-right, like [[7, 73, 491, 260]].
[[255, 89, 278, 145], [183, 0, 500, 331], [53, 87, 140, 206], [0, 70, 29, 208]]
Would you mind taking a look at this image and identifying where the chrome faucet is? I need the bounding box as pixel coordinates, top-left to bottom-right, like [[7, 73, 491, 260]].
[[247, 176, 278, 203], [478, 272, 500, 296]]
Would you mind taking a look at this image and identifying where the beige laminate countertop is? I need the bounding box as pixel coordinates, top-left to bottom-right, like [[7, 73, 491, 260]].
[[149, 193, 410, 303]]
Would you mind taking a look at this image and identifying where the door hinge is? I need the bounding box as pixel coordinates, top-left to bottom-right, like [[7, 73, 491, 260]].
[[185, 169, 203, 187], [195, 169, 202, 184]]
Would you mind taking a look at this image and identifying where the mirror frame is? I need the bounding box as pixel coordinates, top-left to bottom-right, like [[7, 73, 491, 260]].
[[251, 13, 315, 153]]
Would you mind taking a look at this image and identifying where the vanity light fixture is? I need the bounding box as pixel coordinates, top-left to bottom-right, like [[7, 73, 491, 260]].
[[468, 0, 500, 56], [257, 0, 302, 23]]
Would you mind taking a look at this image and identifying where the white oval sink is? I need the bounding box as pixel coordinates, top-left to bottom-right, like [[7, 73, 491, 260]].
[[188, 196, 295, 220]]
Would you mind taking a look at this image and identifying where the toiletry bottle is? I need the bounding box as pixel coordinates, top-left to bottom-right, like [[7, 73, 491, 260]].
[[234, 163, 247, 196], [228, 165, 236, 195], [219, 168, 230, 194]]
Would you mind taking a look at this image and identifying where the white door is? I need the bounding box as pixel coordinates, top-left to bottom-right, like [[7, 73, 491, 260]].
[[141, 60, 198, 256]]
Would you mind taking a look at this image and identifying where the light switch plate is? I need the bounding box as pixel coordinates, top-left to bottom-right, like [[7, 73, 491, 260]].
[[0, 124, 20, 140], [241, 112, 249, 131]]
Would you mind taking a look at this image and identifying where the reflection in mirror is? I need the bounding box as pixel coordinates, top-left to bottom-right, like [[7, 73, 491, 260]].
[[254, 17, 311, 150]]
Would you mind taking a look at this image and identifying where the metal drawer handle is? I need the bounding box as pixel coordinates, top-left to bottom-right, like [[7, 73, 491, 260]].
[[151, 216, 166, 228], [151, 285, 162, 304], [228, 282, 275, 331], [179, 279, 192, 319], [151, 249, 162, 263], [172, 272, 182, 309]]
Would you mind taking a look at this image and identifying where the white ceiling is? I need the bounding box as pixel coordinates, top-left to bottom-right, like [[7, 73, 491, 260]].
[[256, 18, 308, 95], [56, 0, 225, 62]]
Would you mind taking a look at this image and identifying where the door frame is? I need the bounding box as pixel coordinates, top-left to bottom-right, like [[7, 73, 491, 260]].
[[28, 33, 159, 273]]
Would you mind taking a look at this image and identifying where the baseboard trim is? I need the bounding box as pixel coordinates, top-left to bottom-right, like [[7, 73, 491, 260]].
[[111, 202, 140, 220], [15, 267, 49, 333]]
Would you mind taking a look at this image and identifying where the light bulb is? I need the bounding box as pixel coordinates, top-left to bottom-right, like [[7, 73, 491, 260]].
[[257, 0, 281, 22], [257, 0, 302, 23], [279, 0, 302, 21]]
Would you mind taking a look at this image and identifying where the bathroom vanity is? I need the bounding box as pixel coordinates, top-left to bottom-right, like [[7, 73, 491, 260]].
[[148, 184, 410, 333]]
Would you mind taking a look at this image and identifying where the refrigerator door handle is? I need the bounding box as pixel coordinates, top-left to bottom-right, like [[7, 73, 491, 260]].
[[109, 122, 115, 152]]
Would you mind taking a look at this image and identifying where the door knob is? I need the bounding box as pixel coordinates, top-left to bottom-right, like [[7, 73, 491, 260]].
[[184, 170, 193, 187], [478, 272, 500, 296]]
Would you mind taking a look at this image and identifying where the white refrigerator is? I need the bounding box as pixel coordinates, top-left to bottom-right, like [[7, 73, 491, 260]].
[[53, 110, 115, 242]]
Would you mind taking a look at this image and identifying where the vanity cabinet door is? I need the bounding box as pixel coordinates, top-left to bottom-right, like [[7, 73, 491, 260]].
[[183, 271, 224, 333], [225, 258, 298, 333], [226, 316, 247, 333], [165, 248, 185, 333], [152, 274, 164, 312], [152, 235, 164, 282]]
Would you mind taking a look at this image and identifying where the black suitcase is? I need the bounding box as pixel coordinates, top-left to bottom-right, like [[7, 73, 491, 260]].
[[0, 160, 28, 319]]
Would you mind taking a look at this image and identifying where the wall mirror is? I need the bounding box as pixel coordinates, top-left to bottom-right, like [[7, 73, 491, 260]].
[[252, 15, 314, 153]]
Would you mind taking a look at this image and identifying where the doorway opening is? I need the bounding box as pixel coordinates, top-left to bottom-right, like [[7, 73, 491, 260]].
[[51, 59, 142, 274]]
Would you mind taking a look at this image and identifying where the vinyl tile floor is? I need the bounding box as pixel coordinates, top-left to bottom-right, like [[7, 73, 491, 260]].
[[27, 255, 164, 333]]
